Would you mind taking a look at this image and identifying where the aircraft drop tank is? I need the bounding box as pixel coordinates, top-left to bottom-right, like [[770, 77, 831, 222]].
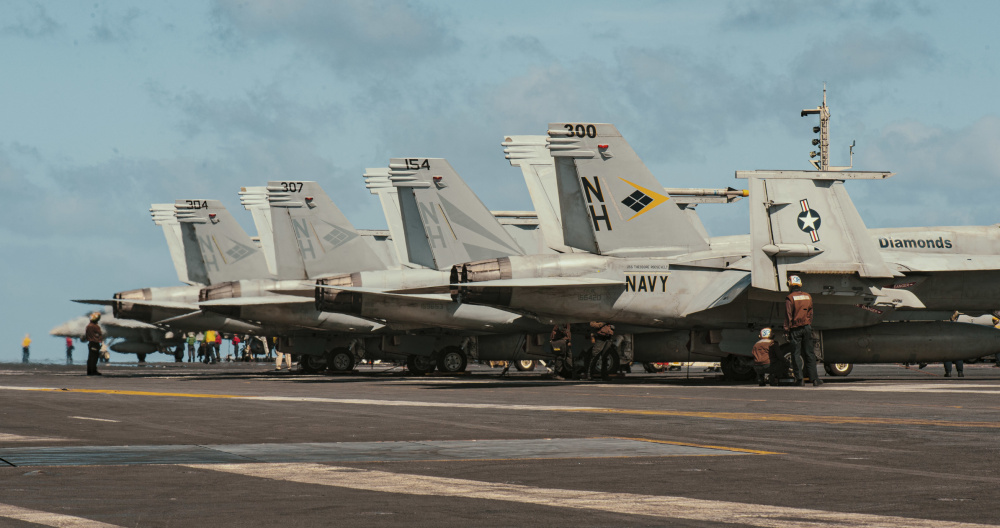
[[821, 322, 1000, 363]]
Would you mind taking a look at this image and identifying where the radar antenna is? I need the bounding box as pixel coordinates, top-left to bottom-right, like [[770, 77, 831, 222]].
[[801, 85, 855, 171]]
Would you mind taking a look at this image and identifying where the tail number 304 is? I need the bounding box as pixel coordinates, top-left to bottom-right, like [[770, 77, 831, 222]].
[[563, 124, 597, 138]]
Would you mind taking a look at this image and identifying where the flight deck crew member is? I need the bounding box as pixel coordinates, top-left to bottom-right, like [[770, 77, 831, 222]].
[[204, 330, 217, 364], [21, 334, 30, 363], [993, 317, 1000, 368], [549, 324, 572, 379], [586, 321, 615, 380], [186, 333, 196, 362], [65, 336, 75, 365], [84, 313, 104, 376], [943, 360, 965, 378], [784, 275, 821, 386], [214, 332, 223, 362], [752, 328, 779, 386]]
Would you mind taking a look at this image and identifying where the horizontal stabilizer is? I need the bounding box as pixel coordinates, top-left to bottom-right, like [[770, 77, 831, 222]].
[[74, 299, 199, 311], [681, 270, 751, 316], [74, 299, 116, 306]]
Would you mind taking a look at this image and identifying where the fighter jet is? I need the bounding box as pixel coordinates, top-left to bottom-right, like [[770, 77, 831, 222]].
[[49, 307, 184, 362], [440, 122, 1000, 378]]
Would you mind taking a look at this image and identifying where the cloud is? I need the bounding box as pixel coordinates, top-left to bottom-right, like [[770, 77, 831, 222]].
[[209, 0, 459, 74], [605, 46, 769, 162], [89, 6, 143, 44], [790, 29, 939, 83], [145, 83, 342, 142], [852, 116, 1000, 226], [723, 0, 929, 30], [2, 1, 60, 38]]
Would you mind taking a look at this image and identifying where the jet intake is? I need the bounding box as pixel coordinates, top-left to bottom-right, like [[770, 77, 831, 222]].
[[315, 273, 363, 315], [112, 288, 154, 322]]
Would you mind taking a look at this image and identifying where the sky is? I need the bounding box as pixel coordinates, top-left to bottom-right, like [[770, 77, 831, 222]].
[[3, 0, 999, 363]]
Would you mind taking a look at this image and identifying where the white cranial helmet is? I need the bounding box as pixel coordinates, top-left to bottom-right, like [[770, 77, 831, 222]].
[[788, 275, 802, 287], [760, 327, 772, 338]]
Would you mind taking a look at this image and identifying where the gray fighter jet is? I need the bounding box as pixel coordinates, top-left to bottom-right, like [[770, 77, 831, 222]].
[[442, 122, 1000, 377], [49, 307, 184, 361]]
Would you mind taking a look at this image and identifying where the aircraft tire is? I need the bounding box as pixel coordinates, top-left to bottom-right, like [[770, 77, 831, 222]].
[[328, 348, 355, 372], [406, 355, 436, 375], [513, 359, 536, 372], [720, 355, 755, 382], [437, 347, 468, 373], [303, 354, 327, 373], [589, 350, 620, 378], [642, 362, 666, 373], [823, 362, 853, 376], [137, 353, 146, 363]]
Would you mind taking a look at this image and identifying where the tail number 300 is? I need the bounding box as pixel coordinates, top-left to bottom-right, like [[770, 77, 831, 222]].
[[563, 124, 597, 138]]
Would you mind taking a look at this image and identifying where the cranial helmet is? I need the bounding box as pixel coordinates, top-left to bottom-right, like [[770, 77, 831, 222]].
[[788, 275, 803, 287], [760, 327, 772, 339], [90, 312, 101, 322]]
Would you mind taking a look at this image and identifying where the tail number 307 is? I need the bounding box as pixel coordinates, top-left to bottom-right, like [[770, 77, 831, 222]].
[[563, 124, 597, 138]]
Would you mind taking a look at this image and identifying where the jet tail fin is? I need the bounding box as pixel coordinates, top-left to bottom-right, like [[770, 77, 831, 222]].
[[267, 181, 387, 279], [741, 170, 898, 292], [365, 168, 414, 267], [546, 123, 710, 257], [175, 199, 271, 284], [502, 135, 573, 253], [150, 204, 200, 286], [389, 158, 525, 270], [239, 187, 278, 276]]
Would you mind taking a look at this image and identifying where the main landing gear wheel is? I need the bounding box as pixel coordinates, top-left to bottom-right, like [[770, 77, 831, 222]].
[[302, 354, 327, 373], [406, 355, 436, 375], [328, 348, 355, 372], [643, 362, 666, 373], [823, 362, 853, 376], [513, 359, 536, 372], [589, 350, 620, 379], [437, 347, 468, 373], [720, 355, 755, 382]]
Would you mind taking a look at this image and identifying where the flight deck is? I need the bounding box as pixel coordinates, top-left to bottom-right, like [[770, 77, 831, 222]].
[[1, 362, 999, 527]]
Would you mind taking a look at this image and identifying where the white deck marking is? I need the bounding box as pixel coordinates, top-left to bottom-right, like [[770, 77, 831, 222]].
[[68, 416, 120, 423], [0, 433, 67, 443], [0, 503, 123, 527], [189, 463, 997, 528]]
